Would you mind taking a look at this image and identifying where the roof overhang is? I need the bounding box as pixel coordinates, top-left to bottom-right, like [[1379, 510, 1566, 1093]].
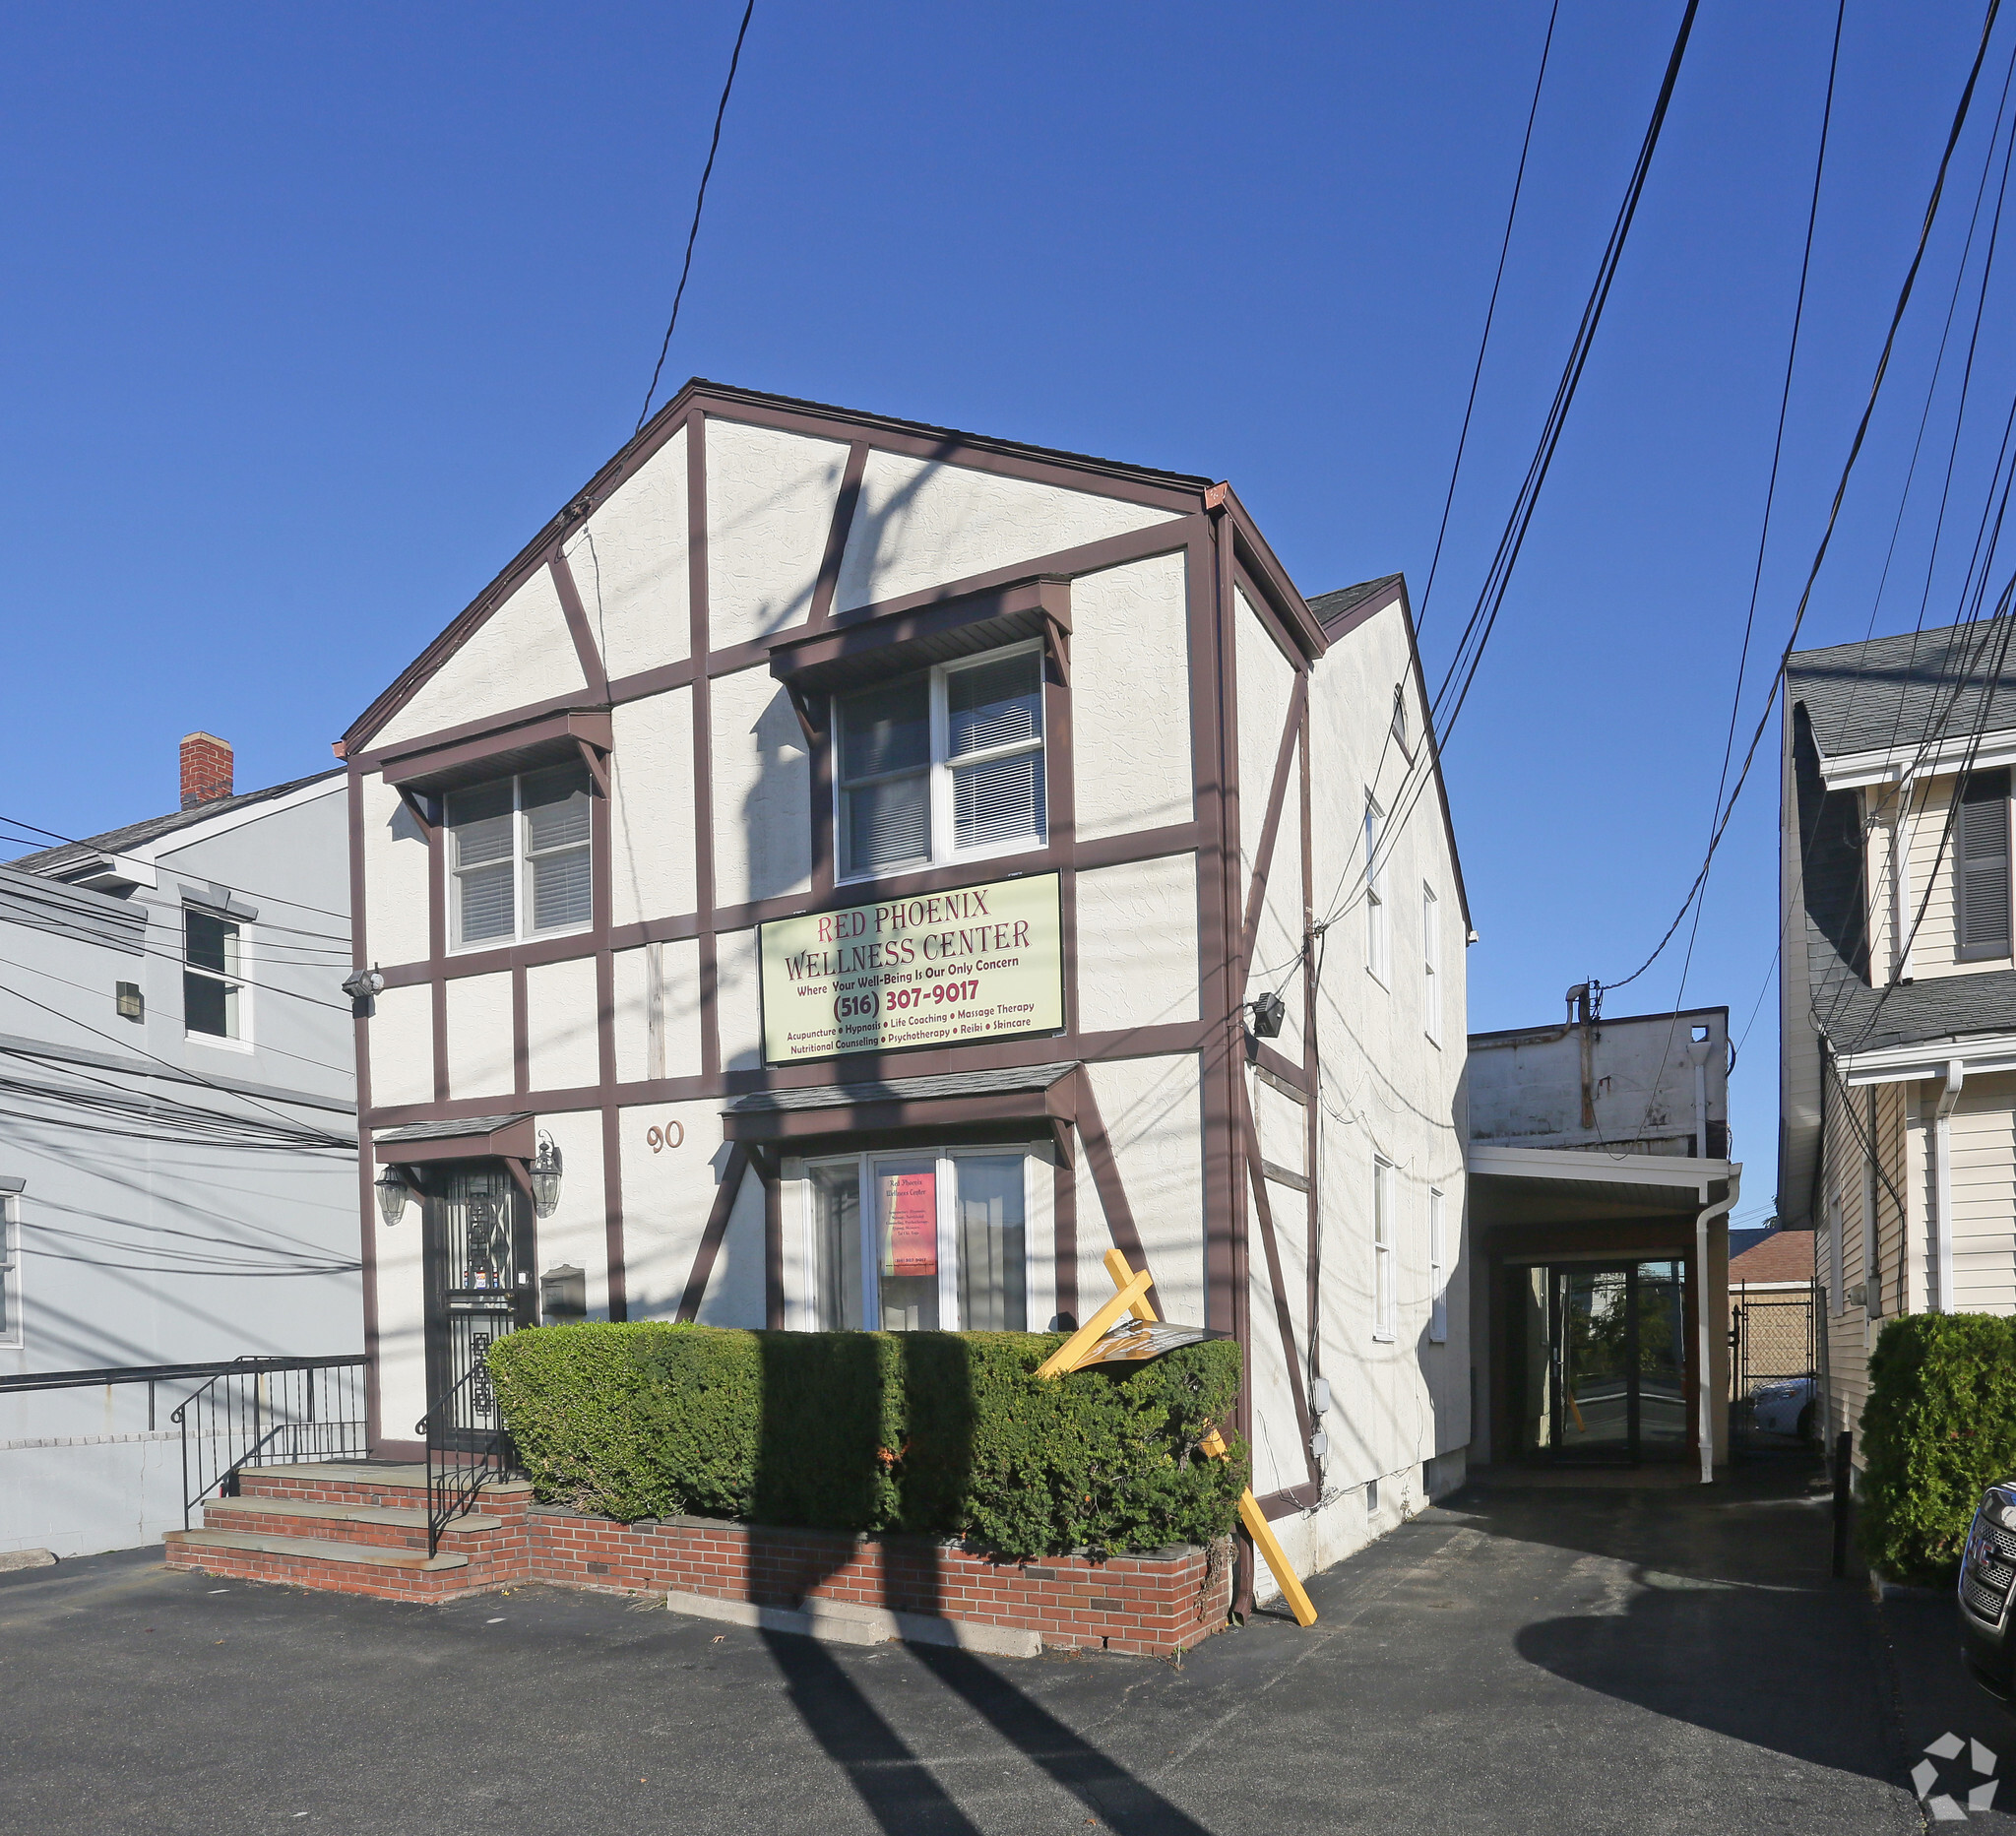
[[373, 1113, 536, 1164], [724, 1063, 1080, 1163], [1818, 726, 2016, 791], [1469, 1143, 1734, 1220], [1834, 1030, 2016, 1086]]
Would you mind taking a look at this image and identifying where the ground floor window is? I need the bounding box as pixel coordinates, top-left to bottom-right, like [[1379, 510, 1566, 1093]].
[[800, 1147, 1031, 1332]]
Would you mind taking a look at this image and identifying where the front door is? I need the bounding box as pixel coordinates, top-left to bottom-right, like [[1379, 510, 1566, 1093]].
[[421, 1163, 536, 1440], [1514, 1259, 1689, 1465]]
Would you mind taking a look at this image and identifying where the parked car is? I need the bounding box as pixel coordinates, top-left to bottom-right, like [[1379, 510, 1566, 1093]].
[[1959, 1482, 2016, 1697], [1744, 1377, 1817, 1440]]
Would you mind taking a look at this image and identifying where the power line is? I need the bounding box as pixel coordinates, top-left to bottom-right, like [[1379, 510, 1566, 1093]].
[[1416, 0, 1559, 637], [636, 0, 757, 433], [1604, 0, 2007, 994]]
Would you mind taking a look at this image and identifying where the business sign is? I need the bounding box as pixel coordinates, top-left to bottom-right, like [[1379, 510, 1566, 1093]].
[[759, 872, 1063, 1064]]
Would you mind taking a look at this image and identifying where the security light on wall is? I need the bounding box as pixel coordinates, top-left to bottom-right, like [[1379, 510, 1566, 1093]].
[[115, 981, 143, 1022], [530, 1133, 564, 1219], [1248, 992, 1286, 1039], [375, 1166, 410, 1228]]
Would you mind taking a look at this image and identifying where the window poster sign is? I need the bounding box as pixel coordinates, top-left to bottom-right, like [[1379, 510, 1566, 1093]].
[[878, 1167, 937, 1278], [759, 872, 1064, 1064]]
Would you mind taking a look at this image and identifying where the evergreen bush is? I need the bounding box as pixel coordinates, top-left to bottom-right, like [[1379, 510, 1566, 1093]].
[[1858, 1312, 2016, 1584], [485, 1322, 1245, 1559]]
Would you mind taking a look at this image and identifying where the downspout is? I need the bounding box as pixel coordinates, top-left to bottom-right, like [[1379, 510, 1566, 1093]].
[[1933, 1060, 1965, 1312], [1687, 1041, 1712, 1158], [1694, 1163, 1740, 1486]]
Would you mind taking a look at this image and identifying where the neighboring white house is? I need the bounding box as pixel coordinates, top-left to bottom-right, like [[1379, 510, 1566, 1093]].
[[0, 736, 360, 1557], [335, 380, 1471, 1606], [1781, 622, 2016, 1460]]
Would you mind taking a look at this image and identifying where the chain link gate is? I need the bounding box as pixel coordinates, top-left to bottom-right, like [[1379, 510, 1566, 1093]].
[[1730, 1287, 1818, 1454]]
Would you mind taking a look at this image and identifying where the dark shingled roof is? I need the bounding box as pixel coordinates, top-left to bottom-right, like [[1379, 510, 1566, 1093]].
[[8, 770, 343, 879], [1309, 576, 1404, 632], [1785, 619, 2016, 760], [1730, 1228, 1814, 1285]]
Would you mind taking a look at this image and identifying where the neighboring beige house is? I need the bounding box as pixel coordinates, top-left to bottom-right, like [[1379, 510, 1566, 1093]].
[[1780, 622, 2016, 1460], [332, 380, 1472, 1606]]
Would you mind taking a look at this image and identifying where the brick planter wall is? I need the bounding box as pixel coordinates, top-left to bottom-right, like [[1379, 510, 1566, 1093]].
[[526, 1507, 1233, 1658]]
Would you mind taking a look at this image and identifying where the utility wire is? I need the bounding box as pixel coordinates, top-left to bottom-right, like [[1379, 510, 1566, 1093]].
[[636, 0, 757, 433], [1417, 0, 1559, 637]]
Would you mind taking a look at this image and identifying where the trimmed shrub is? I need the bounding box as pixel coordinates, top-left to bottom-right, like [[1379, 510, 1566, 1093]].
[[1858, 1312, 2016, 1584], [486, 1322, 1246, 1559]]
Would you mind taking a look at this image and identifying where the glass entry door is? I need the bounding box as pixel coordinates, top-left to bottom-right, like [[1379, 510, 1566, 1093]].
[[1515, 1259, 1688, 1464], [422, 1163, 536, 1439]]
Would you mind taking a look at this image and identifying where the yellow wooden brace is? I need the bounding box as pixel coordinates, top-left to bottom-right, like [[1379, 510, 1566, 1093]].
[[1096, 1248, 1317, 1628], [1032, 1267, 1154, 1377]]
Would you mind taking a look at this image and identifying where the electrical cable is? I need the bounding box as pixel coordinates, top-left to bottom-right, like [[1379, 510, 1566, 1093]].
[[636, 0, 757, 433]]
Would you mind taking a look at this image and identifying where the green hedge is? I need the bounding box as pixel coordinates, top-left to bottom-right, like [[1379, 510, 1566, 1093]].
[[485, 1322, 1246, 1560], [1859, 1312, 2016, 1584]]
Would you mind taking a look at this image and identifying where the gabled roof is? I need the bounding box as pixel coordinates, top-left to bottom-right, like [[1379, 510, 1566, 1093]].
[[1308, 576, 1403, 633], [8, 770, 343, 880], [1787, 619, 2016, 760]]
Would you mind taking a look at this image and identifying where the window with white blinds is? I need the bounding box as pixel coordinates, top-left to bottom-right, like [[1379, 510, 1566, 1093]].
[[1957, 768, 2012, 960], [835, 645, 1046, 880], [446, 761, 594, 948]]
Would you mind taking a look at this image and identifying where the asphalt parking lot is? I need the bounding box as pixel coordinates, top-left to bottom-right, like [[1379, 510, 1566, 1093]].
[[0, 1457, 1991, 1835]]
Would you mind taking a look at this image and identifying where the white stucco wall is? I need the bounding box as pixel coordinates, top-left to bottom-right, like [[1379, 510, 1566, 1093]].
[[1071, 552, 1194, 841], [835, 454, 1177, 612], [375, 565, 589, 747], [1236, 588, 1305, 1063], [711, 665, 812, 907], [564, 423, 690, 681], [362, 778, 429, 967], [532, 1107, 609, 1320], [610, 689, 699, 929], [445, 971, 513, 1100], [705, 419, 850, 649], [372, 1196, 427, 1446], [1251, 1073, 1306, 1178], [620, 1110, 743, 1319], [716, 927, 763, 1072], [698, 1158, 767, 1327], [1073, 855, 1200, 1035], [612, 938, 704, 1085], [526, 955, 598, 1092], [1077, 1053, 1205, 1328], [370, 982, 433, 1108]]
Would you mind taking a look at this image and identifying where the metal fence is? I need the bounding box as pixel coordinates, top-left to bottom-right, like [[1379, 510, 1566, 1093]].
[[1730, 1290, 1818, 1453], [171, 1357, 368, 1523]]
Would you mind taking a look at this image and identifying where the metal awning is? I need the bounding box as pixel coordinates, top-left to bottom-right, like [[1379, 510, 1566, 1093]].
[[373, 1112, 536, 1164], [724, 1063, 1080, 1160]]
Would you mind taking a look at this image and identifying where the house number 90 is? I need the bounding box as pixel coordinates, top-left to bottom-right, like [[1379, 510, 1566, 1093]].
[[646, 1120, 685, 1154]]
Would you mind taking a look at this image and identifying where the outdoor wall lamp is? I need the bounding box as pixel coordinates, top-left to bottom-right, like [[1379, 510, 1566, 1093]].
[[375, 1166, 410, 1228], [1248, 992, 1287, 1039], [342, 965, 385, 1017], [530, 1132, 564, 1219]]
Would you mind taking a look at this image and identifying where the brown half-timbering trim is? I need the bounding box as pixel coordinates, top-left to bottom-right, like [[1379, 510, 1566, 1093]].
[[1254, 1063, 1305, 1106], [689, 412, 721, 1079], [807, 441, 869, 630], [1073, 1069, 1160, 1320], [592, 774, 625, 1321], [1220, 486, 1325, 664], [724, 1084, 1077, 1146], [1261, 1162, 1309, 1194], [348, 765, 383, 1453], [675, 1142, 750, 1322], [1230, 561, 1309, 679], [1257, 1485, 1319, 1522], [427, 822, 448, 1103], [762, 1151, 785, 1329], [1251, 1042, 1306, 1094], [397, 787, 435, 834], [1239, 1079, 1321, 1490], [548, 549, 610, 702], [1298, 687, 1322, 1397], [511, 966, 529, 1096], [1047, 585, 1079, 1045], [1052, 1153, 1077, 1328], [1238, 673, 1309, 977]]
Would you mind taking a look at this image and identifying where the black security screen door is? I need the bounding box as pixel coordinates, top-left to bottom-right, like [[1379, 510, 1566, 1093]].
[[1515, 1259, 1688, 1465], [422, 1163, 535, 1442]]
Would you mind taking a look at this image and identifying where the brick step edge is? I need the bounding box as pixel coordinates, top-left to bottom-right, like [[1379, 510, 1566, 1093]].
[[166, 1529, 471, 1572], [161, 1538, 490, 1604], [662, 1587, 1041, 1659]]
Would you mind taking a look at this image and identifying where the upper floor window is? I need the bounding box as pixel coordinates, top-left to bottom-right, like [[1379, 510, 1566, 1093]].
[[1372, 1157, 1396, 1341], [184, 906, 244, 1042], [1427, 1186, 1448, 1344], [835, 646, 1045, 881], [1365, 797, 1389, 984], [447, 762, 593, 949], [1957, 767, 2011, 961]]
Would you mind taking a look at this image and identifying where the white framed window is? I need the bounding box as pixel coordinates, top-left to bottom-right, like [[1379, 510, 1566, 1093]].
[[446, 761, 594, 950], [801, 1145, 1035, 1332], [1372, 1157, 1396, 1341], [0, 1184, 19, 1347], [184, 905, 247, 1045], [1422, 883, 1442, 1045], [1428, 1186, 1448, 1344], [1365, 796, 1389, 984], [834, 644, 1046, 882]]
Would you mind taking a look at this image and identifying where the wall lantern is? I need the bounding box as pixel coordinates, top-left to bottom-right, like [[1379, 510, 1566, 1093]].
[[529, 1132, 564, 1219], [115, 981, 144, 1023], [375, 1165, 410, 1228], [342, 965, 386, 1018], [1248, 992, 1287, 1039]]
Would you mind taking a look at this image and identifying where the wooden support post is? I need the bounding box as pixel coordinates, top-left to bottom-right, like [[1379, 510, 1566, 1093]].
[[1095, 1249, 1317, 1628], [1034, 1270, 1153, 1378]]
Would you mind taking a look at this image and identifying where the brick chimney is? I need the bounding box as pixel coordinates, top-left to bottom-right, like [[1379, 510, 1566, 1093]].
[[180, 732, 233, 809]]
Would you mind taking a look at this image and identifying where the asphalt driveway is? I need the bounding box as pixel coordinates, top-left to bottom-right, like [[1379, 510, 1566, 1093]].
[[0, 1457, 1984, 1834]]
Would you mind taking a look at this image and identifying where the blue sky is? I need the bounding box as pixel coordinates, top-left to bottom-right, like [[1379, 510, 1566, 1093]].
[[5, 2, 2010, 1225]]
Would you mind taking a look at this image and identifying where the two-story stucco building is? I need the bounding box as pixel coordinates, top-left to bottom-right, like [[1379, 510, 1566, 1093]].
[[1782, 622, 2016, 1459], [341, 381, 1471, 1599]]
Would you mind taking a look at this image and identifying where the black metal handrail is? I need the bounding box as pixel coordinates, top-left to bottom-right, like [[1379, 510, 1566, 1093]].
[[170, 1356, 368, 1525], [418, 1362, 516, 1557]]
